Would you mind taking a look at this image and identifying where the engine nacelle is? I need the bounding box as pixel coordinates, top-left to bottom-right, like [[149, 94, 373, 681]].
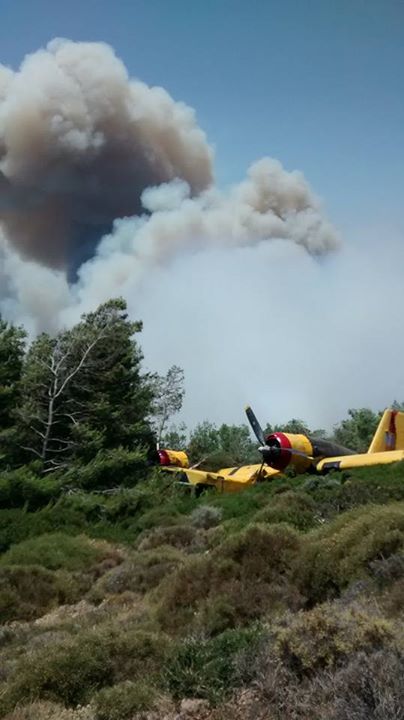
[[263, 432, 313, 471], [262, 432, 355, 472], [157, 449, 189, 468]]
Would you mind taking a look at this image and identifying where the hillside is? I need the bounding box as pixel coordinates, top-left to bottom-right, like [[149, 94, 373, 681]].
[[1, 462, 404, 720]]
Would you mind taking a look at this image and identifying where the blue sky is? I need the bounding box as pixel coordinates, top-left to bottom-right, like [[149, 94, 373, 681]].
[[0, 0, 403, 235]]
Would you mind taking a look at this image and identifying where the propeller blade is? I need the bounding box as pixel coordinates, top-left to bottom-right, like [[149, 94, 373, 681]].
[[245, 405, 266, 445]]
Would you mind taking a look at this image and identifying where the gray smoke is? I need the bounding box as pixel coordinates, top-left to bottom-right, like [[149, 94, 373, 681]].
[[4, 39, 383, 433], [0, 38, 213, 274]]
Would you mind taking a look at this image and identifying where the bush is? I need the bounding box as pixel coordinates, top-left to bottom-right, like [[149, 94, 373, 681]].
[[297, 503, 404, 603], [0, 534, 105, 572], [327, 649, 404, 720], [157, 524, 303, 634], [369, 553, 404, 588], [254, 491, 318, 531], [305, 462, 404, 519], [2, 627, 169, 711], [2, 702, 94, 719], [0, 469, 62, 511], [191, 505, 223, 530], [90, 547, 185, 600], [137, 524, 197, 552], [64, 447, 149, 491], [273, 603, 396, 676], [92, 680, 156, 719], [166, 626, 264, 704], [219, 522, 301, 577], [0, 566, 78, 623]]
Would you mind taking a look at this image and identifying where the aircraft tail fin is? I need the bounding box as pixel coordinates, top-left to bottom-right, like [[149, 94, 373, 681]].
[[368, 409, 404, 453]]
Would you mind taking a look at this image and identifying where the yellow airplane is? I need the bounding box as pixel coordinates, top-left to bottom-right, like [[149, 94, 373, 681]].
[[157, 407, 404, 494]]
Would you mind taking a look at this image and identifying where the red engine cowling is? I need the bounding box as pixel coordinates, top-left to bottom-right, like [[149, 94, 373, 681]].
[[157, 449, 189, 468], [263, 432, 294, 471]]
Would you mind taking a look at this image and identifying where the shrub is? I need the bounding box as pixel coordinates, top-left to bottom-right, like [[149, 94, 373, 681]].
[[327, 649, 404, 720], [297, 503, 404, 603], [90, 547, 185, 600], [0, 534, 105, 572], [156, 555, 235, 633], [137, 524, 197, 552], [254, 491, 317, 531], [369, 553, 404, 588], [219, 523, 301, 577], [157, 524, 303, 634], [306, 463, 404, 519], [273, 602, 396, 676], [0, 566, 78, 623], [2, 627, 169, 711], [0, 469, 62, 511], [92, 680, 156, 720], [64, 447, 149, 491], [191, 505, 223, 530], [2, 702, 95, 719], [165, 625, 264, 704]]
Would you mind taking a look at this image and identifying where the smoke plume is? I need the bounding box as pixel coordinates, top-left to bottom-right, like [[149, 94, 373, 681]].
[[0, 38, 213, 275], [6, 39, 392, 432]]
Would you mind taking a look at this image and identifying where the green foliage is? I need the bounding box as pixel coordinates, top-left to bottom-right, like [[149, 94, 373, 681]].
[[90, 546, 185, 600], [187, 421, 259, 468], [0, 701, 93, 720], [191, 504, 223, 529], [273, 603, 396, 675], [13, 299, 154, 476], [297, 502, 404, 603], [2, 627, 169, 710], [63, 446, 150, 491], [254, 490, 318, 531], [157, 523, 302, 634], [0, 533, 104, 572], [0, 317, 26, 468], [0, 468, 61, 510], [92, 680, 156, 719], [0, 477, 199, 552], [161, 422, 187, 450], [332, 408, 382, 453], [0, 565, 78, 622], [165, 625, 264, 704], [137, 524, 197, 552], [301, 462, 404, 519]]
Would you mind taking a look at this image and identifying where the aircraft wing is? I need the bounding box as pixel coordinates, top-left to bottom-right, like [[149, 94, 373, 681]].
[[316, 450, 404, 472], [159, 463, 279, 492]]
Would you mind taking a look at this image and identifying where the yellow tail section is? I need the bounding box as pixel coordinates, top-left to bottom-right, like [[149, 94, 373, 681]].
[[368, 409, 404, 453]]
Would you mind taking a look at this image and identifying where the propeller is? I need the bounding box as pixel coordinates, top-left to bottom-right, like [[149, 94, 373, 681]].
[[245, 405, 266, 446], [245, 405, 314, 468]]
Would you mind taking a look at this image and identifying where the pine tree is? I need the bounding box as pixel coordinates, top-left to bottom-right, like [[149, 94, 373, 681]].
[[0, 317, 26, 468], [16, 299, 154, 483]]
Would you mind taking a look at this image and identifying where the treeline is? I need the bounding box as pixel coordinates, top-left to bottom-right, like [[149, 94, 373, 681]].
[[0, 299, 186, 503], [1, 298, 402, 496]]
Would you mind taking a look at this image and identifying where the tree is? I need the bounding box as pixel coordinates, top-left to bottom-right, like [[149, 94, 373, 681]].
[[332, 408, 382, 453], [161, 422, 188, 450], [187, 421, 259, 469], [16, 298, 154, 476], [150, 365, 185, 446], [0, 317, 26, 468]]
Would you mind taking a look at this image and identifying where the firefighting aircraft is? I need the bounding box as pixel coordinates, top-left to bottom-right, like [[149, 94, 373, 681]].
[[157, 406, 404, 493]]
